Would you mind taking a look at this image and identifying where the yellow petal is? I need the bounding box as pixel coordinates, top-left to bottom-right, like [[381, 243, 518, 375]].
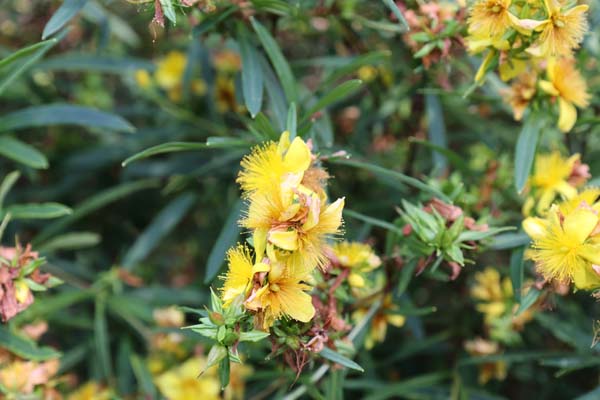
[[14, 280, 30, 304], [253, 228, 268, 263], [277, 131, 291, 154], [252, 262, 270, 274], [522, 217, 548, 240], [509, 13, 547, 35], [562, 208, 598, 244], [268, 229, 299, 251], [539, 80, 559, 96], [558, 98, 577, 133], [580, 245, 600, 266], [348, 272, 365, 288], [572, 264, 600, 290], [278, 283, 315, 322], [283, 137, 311, 173], [319, 197, 345, 233], [387, 314, 406, 327], [564, 4, 589, 16], [302, 195, 321, 231], [475, 51, 495, 84]]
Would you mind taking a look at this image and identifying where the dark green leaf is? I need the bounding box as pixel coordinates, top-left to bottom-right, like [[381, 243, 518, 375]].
[[0, 104, 135, 133], [510, 247, 525, 302], [303, 80, 362, 123], [344, 209, 405, 236], [4, 203, 72, 220], [37, 54, 154, 74], [514, 114, 545, 193], [287, 103, 297, 138], [0, 136, 48, 169], [322, 51, 390, 86], [320, 347, 364, 372], [251, 17, 298, 103], [122, 142, 208, 167], [38, 232, 101, 252], [457, 227, 515, 242], [425, 93, 448, 172], [0, 326, 61, 361], [238, 25, 264, 118], [122, 193, 196, 269], [0, 170, 21, 210], [42, 0, 88, 39], [94, 296, 113, 380], [204, 199, 243, 283], [131, 354, 158, 398], [515, 288, 541, 316], [193, 6, 237, 36], [381, 0, 410, 31], [0, 39, 58, 95]]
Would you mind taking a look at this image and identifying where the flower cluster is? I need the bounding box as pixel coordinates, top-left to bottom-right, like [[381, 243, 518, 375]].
[[523, 151, 600, 291], [466, 0, 590, 132], [225, 131, 344, 329], [523, 151, 591, 216], [0, 243, 59, 322]]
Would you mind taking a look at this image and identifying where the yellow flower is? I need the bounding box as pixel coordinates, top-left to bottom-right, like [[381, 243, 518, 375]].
[[503, 70, 537, 121], [468, 0, 513, 39], [135, 69, 152, 88], [523, 205, 600, 290], [464, 338, 507, 384], [353, 294, 405, 349], [332, 241, 381, 288], [522, 0, 589, 57], [471, 268, 512, 324], [245, 261, 315, 329], [525, 151, 580, 214], [558, 188, 600, 216], [539, 57, 590, 132], [153, 306, 185, 328], [155, 357, 220, 400], [155, 51, 187, 91], [237, 131, 312, 198], [67, 382, 112, 400], [220, 245, 259, 306]]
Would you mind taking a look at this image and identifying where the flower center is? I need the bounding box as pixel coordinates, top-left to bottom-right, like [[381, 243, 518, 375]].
[[270, 283, 280, 292]]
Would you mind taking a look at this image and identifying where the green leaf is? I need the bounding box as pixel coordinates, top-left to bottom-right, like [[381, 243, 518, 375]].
[[364, 372, 450, 400], [238, 25, 264, 118], [329, 158, 452, 203], [0, 171, 20, 210], [381, 0, 410, 32], [514, 114, 545, 193], [260, 56, 287, 130], [159, 0, 177, 24], [457, 226, 515, 242], [0, 326, 61, 361], [94, 296, 113, 380], [37, 231, 101, 252], [510, 247, 525, 302], [251, 17, 298, 103], [515, 288, 541, 316], [205, 137, 251, 148], [192, 6, 237, 36], [0, 39, 58, 96], [3, 203, 72, 220], [122, 142, 209, 167], [320, 347, 364, 372], [287, 103, 297, 138], [489, 231, 530, 250], [204, 199, 243, 283], [42, 0, 88, 39], [413, 42, 437, 58], [343, 209, 404, 236], [131, 354, 158, 398], [0, 104, 135, 133], [122, 193, 196, 269], [397, 259, 418, 296], [34, 179, 159, 244], [425, 93, 448, 173], [219, 355, 231, 389], [239, 330, 270, 342], [205, 345, 228, 371], [37, 54, 154, 74], [0, 136, 48, 169], [302, 80, 362, 123]]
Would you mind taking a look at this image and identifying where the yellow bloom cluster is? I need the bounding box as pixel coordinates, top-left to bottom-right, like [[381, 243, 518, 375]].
[[466, 0, 590, 132], [135, 51, 207, 102], [331, 241, 381, 288], [221, 132, 344, 329], [523, 151, 590, 215]]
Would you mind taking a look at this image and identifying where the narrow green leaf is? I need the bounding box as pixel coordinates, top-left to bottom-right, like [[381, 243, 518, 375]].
[[515, 288, 541, 316], [510, 247, 525, 302], [34, 179, 159, 244], [159, 0, 177, 24], [239, 330, 270, 342], [0, 171, 20, 210], [343, 209, 404, 236], [192, 6, 237, 37], [251, 17, 298, 102], [287, 103, 297, 138], [0, 326, 61, 361], [0, 39, 58, 95], [219, 355, 230, 389], [37, 54, 154, 74], [329, 158, 452, 203], [238, 25, 264, 118], [131, 354, 158, 398], [489, 231, 531, 250], [322, 51, 390, 86], [260, 56, 287, 130], [381, 0, 410, 31], [122, 193, 196, 269], [303, 80, 362, 123], [320, 348, 364, 372], [457, 226, 515, 242], [205, 137, 251, 148], [42, 0, 88, 39], [514, 114, 545, 193], [365, 372, 451, 400], [204, 200, 243, 283], [425, 93, 447, 172], [122, 142, 209, 167], [37, 231, 101, 252], [4, 203, 72, 220], [0, 136, 48, 169], [0, 213, 11, 244], [397, 259, 417, 296], [94, 296, 113, 380], [0, 104, 135, 133]]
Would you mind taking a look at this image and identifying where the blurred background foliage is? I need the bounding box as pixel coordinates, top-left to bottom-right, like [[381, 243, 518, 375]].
[[1, 0, 600, 399]]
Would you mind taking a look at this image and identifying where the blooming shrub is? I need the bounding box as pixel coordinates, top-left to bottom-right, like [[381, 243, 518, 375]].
[[1, 0, 600, 398]]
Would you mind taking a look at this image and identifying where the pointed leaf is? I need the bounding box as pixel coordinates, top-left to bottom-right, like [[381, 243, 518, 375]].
[[42, 0, 88, 39], [0, 136, 48, 169]]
